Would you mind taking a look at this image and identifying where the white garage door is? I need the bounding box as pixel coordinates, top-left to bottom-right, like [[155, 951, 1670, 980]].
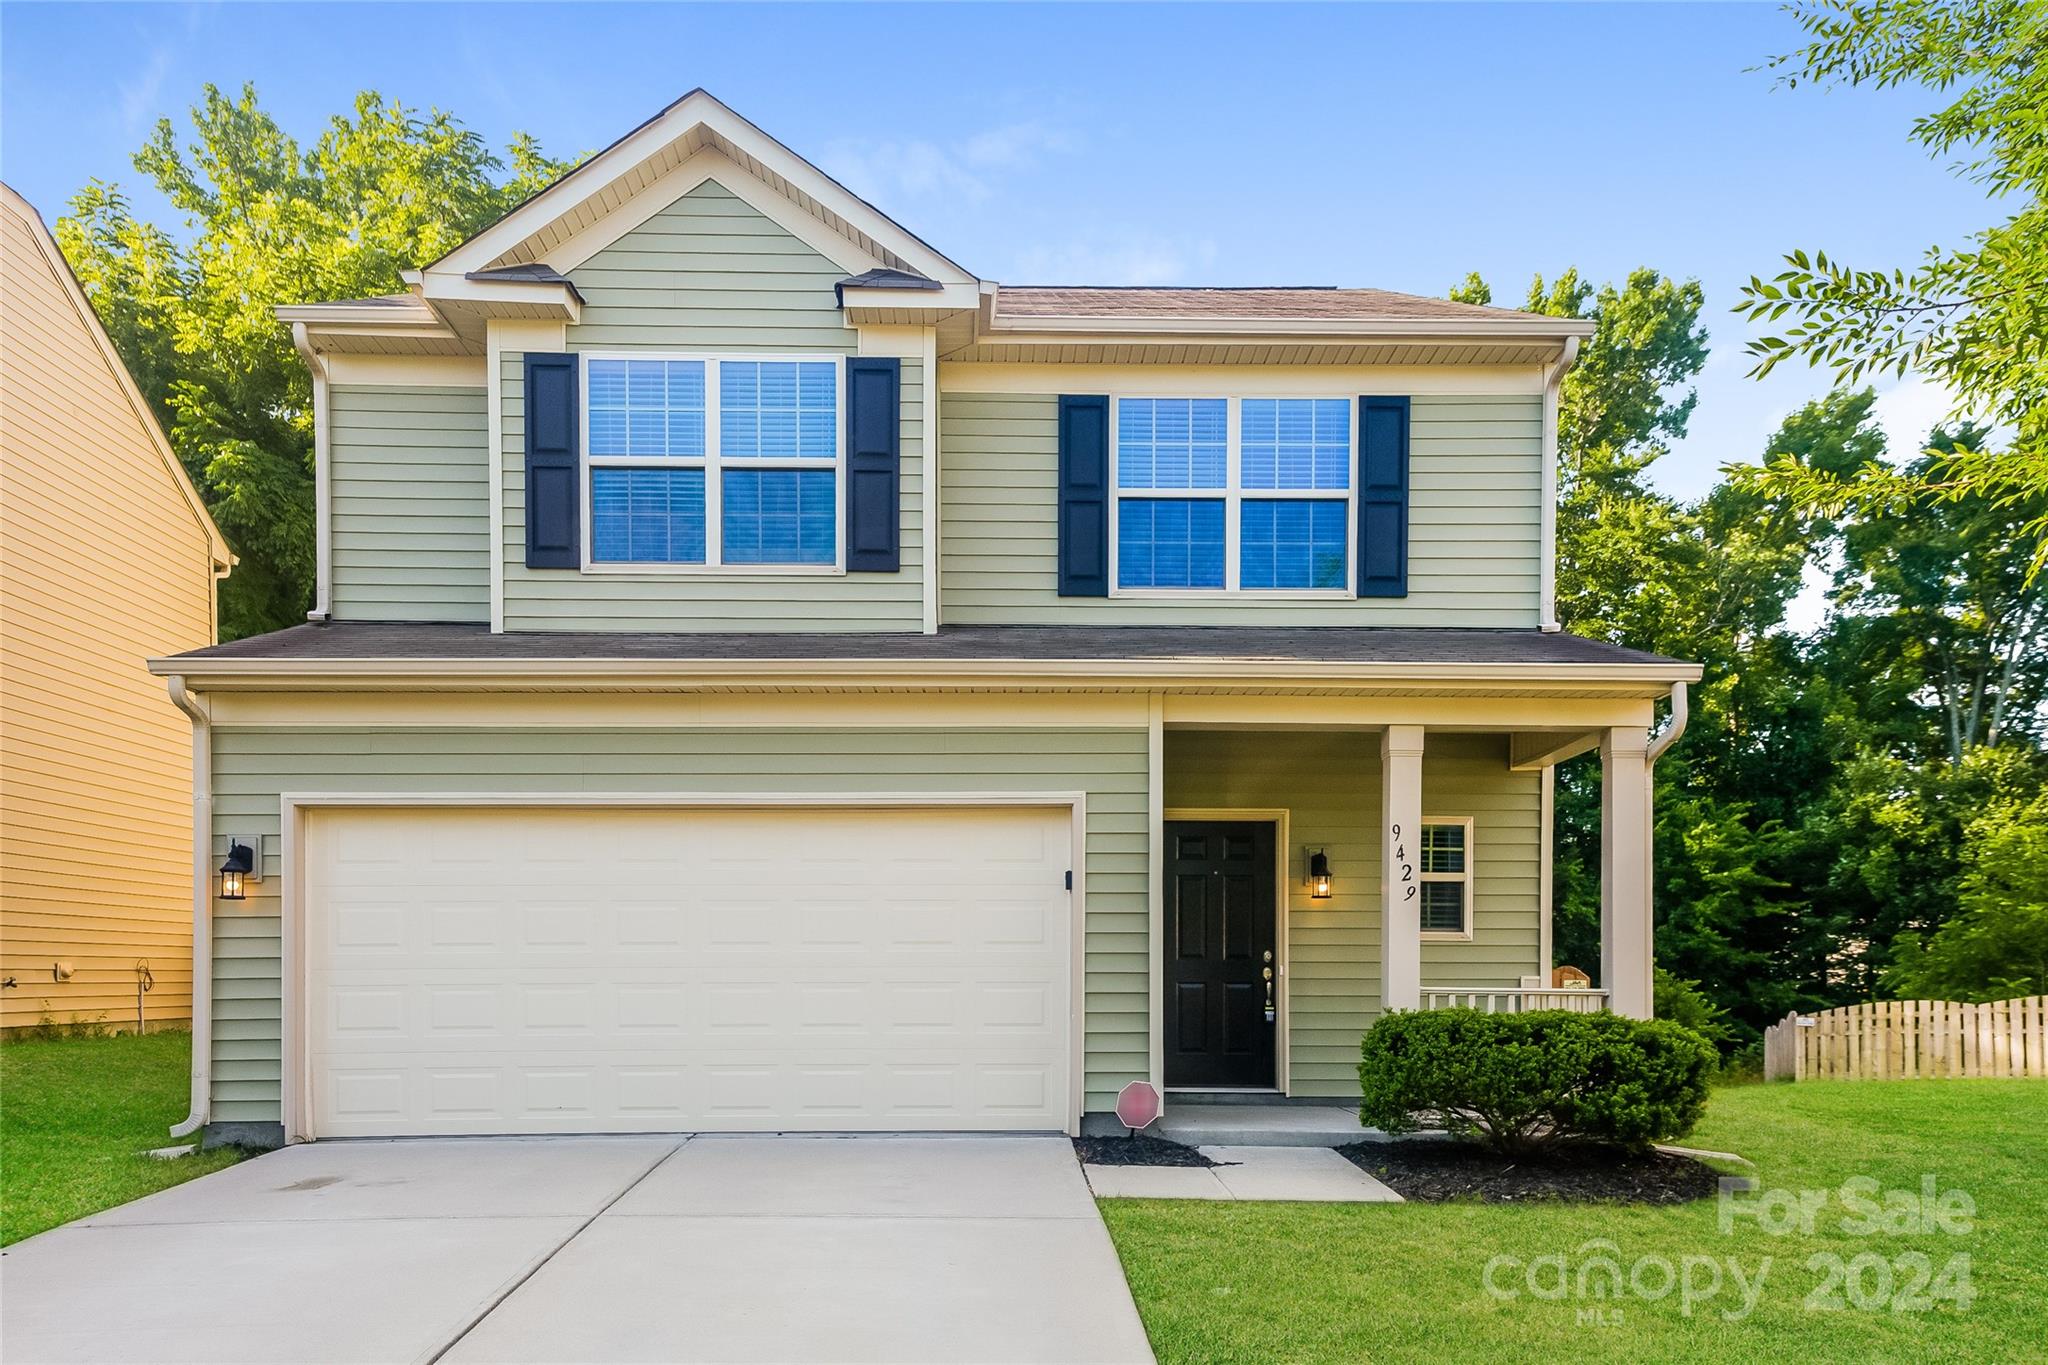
[[302, 804, 1073, 1137]]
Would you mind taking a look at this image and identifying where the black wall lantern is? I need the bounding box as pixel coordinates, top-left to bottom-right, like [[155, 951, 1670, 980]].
[[1306, 848, 1333, 900], [218, 840, 255, 901]]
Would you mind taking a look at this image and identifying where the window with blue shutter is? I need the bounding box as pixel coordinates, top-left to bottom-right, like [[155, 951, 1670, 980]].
[[1104, 395, 1358, 593], [1356, 396, 1410, 597], [581, 353, 849, 570], [524, 352, 580, 568], [1057, 395, 1110, 596]]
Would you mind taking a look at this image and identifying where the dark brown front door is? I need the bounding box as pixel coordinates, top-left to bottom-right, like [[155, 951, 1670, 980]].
[[1164, 821, 1277, 1088]]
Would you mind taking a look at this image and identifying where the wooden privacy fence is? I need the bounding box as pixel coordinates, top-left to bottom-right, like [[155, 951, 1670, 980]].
[[1763, 997, 2048, 1082]]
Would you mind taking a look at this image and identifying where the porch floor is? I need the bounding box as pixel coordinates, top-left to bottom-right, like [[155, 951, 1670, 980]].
[[1155, 1103, 1370, 1149]]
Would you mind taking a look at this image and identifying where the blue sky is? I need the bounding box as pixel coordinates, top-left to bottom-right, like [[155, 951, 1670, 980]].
[[1, 1, 1990, 500]]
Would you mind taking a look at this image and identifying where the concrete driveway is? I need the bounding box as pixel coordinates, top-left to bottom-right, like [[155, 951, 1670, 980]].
[[1, 1135, 1154, 1365]]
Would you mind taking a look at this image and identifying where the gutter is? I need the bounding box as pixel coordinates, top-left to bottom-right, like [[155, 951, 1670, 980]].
[[147, 655, 1705, 694], [165, 677, 212, 1139], [291, 324, 331, 622]]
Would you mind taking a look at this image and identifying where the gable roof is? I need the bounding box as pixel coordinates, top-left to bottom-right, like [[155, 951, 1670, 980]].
[[2, 183, 230, 571], [423, 89, 977, 288], [279, 94, 1593, 360]]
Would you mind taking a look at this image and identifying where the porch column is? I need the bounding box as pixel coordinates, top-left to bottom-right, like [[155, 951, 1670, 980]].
[[1600, 726, 1654, 1018], [1381, 724, 1425, 1012]]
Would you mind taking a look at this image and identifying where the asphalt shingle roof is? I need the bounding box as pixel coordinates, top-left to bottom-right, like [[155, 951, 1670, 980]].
[[172, 622, 1686, 668]]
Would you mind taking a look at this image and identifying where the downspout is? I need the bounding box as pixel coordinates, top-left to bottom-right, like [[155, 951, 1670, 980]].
[[293, 323, 332, 623], [165, 676, 212, 1138], [1537, 335, 1581, 634]]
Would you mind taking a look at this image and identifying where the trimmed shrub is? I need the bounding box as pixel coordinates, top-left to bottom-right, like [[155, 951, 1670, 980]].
[[1358, 1008, 1716, 1154]]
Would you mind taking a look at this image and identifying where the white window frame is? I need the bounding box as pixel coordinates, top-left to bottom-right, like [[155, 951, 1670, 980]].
[[1108, 394, 1355, 599], [1419, 815, 1476, 942], [579, 351, 846, 576]]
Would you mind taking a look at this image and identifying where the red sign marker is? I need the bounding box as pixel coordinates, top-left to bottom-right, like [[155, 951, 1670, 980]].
[[1114, 1080, 1162, 1130]]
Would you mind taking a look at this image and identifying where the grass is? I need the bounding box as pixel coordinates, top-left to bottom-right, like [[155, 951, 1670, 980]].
[[1, 1031, 245, 1245], [1101, 1081, 2048, 1363]]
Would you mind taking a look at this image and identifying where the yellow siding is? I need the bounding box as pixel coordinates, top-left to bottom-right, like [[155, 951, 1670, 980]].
[[0, 191, 220, 1030]]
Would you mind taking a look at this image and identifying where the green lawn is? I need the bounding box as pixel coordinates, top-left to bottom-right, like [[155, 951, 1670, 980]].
[[1102, 1081, 2048, 1364], [1, 1031, 245, 1245]]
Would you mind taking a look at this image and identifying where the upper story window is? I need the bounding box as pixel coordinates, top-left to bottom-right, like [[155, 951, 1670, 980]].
[[1112, 396, 1352, 594], [583, 354, 842, 571]]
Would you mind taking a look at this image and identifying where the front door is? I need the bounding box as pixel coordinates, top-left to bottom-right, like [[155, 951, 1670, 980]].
[[1163, 821, 1277, 1088]]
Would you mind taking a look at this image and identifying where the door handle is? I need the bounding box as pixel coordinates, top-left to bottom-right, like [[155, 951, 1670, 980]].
[[1263, 964, 1275, 1023]]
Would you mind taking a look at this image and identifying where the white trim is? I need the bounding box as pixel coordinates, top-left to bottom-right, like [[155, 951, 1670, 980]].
[[921, 326, 940, 634], [292, 325, 332, 621], [277, 790, 1089, 1142], [1109, 395, 1356, 599], [417, 274, 579, 321], [1163, 806, 1293, 1096], [938, 363, 1545, 398], [576, 351, 847, 576], [1418, 814, 1477, 942], [427, 93, 975, 286], [1538, 337, 1580, 633], [839, 283, 980, 312], [487, 335, 504, 630], [1146, 697, 1165, 1099], [322, 355, 487, 387], [155, 656, 1703, 692], [1539, 766, 1555, 978]]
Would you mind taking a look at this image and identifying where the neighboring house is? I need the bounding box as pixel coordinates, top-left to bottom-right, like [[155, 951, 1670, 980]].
[[150, 92, 1698, 1147], [1, 183, 231, 1033]]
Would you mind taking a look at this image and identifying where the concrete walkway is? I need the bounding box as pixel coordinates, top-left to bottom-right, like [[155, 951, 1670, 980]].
[[1084, 1146, 1402, 1202], [1, 1136, 1153, 1365]]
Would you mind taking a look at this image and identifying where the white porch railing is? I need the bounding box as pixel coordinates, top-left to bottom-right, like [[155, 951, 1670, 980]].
[[1421, 988, 1611, 1015]]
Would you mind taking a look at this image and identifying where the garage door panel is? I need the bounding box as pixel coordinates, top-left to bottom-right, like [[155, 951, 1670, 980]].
[[304, 805, 1072, 1136]]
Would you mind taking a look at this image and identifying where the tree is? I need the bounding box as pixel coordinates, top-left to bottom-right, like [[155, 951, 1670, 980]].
[[57, 84, 574, 637], [1830, 425, 2048, 760], [1883, 751, 2048, 998], [1732, 0, 2048, 557]]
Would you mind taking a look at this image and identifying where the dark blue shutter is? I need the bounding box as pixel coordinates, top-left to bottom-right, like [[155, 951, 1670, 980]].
[[1357, 396, 1410, 597], [844, 357, 900, 572], [1057, 395, 1110, 597], [524, 352, 580, 569]]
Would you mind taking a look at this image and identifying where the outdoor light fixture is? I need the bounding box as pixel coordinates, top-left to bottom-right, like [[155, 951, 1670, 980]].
[[218, 840, 255, 901], [1306, 849, 1333, 900]]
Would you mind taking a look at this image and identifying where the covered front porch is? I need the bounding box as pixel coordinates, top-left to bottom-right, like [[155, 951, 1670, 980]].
[[1148, 690, 1682, 1105]]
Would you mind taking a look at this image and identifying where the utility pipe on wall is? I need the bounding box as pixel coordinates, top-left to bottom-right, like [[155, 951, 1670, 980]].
[[165, 676, 212, 1139]]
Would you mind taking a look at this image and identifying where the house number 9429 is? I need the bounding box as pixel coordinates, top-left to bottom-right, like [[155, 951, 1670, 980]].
[[1391, 823, 1417, 901]]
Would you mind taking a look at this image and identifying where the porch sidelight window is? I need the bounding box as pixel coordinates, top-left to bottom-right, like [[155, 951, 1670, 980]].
[[1418, 817, 1474, 938], [1112, 396, 1353, 594]]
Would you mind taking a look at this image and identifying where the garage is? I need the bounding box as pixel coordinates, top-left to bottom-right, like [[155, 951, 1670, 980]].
[[298, 803, 1076, 1137]]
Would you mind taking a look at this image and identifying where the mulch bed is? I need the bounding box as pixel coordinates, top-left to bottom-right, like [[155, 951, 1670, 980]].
[[1338, 1140, 1723, 1204], [1074, 1134, 1218, 1168]]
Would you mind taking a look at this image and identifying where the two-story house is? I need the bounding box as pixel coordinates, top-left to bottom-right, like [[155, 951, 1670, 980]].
[[151, 92, 1698, 1148]]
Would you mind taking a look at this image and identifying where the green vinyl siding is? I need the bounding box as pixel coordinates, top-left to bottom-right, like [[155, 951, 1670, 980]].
[[940, 392, 1543, 627], [498, 180, 924, 631], [1164, 730, 1541, 1098], [566, 180, 858, 352], [328, 385, 489, 622], [206, 723, 1149, 1124]]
